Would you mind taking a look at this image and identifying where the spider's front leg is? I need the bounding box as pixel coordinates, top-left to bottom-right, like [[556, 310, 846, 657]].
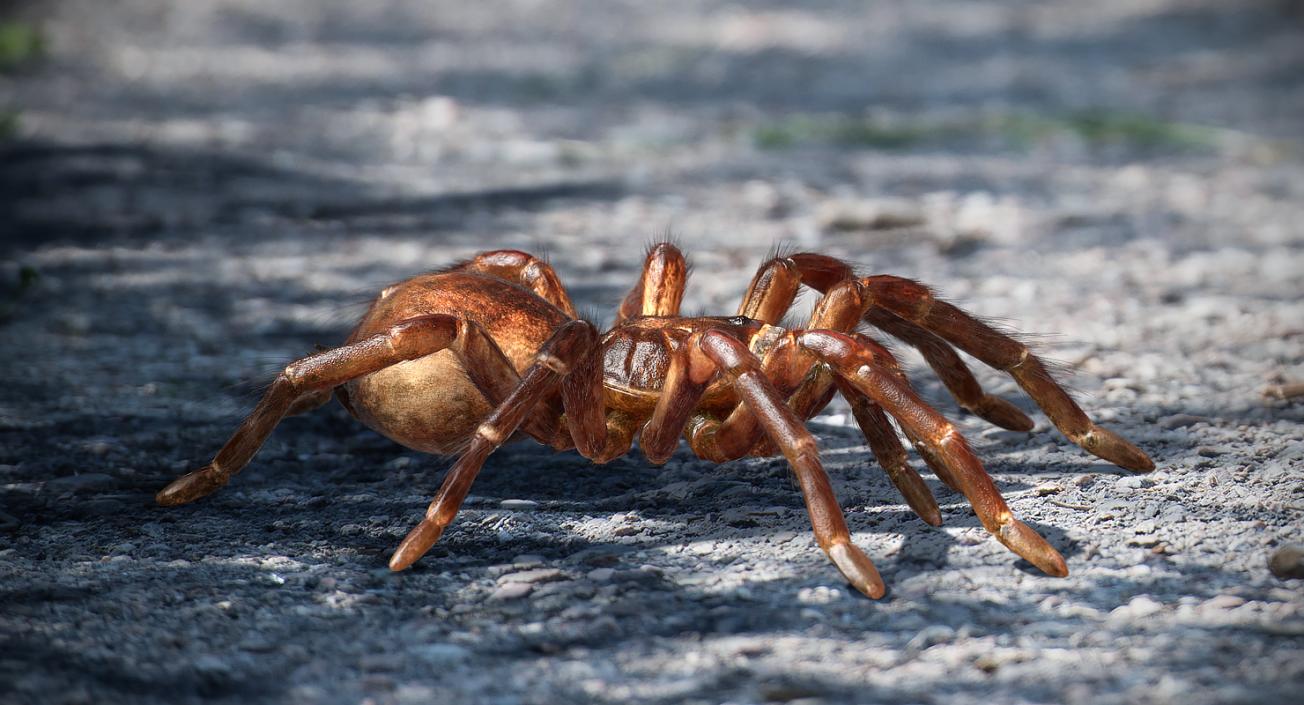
[[733, 274, 946, 524], [860, 275, 1154, 472], [616, 241, 689, 324], [786, 253, 1037, 432], [693, 330, 887, 599]]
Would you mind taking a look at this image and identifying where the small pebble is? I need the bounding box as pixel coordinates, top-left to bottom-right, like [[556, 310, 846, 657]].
[[1268, 545, 1304, 580], [193, 655, 231, 676], [497, 568, 565, 585], [1117, 476, 1149, 490], [1158, 414, 1207, 429], [1110, 595, 1164, 621], [1202, 595, 1245, 610], [490, 582, 533, 601]]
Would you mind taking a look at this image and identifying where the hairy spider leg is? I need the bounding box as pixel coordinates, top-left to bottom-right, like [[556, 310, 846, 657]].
[[859, 275, 1154, 472], [157, 315, 463, 505], [737, 254, 803, 324], [695, 330, 886, 599], [734, 271, 945, 526], [389, 319, 598, 571], [743, 277, 868, 458], [684, 333, 804, 462], [846, 334, 964, 492], [833, 376, 942, 526], [638, 331, 714, 464], [695, 263, 863, 462], [779, 293, 945, 525], [450, 249, 579, 318], [798, 330, 1069, 577], [157, 314, 582, 506], [784, 252, 1034, 432], [616, 242, 688, 324]]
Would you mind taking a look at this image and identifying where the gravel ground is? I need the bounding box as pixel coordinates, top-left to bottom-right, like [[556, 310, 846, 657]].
[[2, 1, 1303, 704]]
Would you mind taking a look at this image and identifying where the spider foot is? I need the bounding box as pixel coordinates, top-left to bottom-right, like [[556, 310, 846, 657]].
[[389, 518, 446, 571], [996, 517, 1068, 577], [827, 541, 886, 599], [1076, 425, 1155, 472], [971, 395, 1035, 432], [155, 464, 228, 506]]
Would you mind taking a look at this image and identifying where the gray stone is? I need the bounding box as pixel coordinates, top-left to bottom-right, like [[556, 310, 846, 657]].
[[497, 568, 566, 585], [1269, 545, 1304, 580], [490, 582, 534, 601]]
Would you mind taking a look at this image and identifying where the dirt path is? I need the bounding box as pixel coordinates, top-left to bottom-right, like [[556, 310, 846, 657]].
[[2, 2, 1303, 703]]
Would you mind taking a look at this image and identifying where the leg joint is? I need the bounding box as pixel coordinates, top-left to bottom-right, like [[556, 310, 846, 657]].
[[537, 352, 570, 375], [277, 367, 306, 395], [475, 423, 506, 445], [1005, 347, 1032, 372]]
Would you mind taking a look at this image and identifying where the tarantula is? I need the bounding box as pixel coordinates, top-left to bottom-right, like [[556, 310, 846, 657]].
[[157, 244, 1153, 598]]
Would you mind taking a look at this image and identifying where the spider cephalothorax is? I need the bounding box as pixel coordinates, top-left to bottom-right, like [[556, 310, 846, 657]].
[[158, 243, 1153, 598]]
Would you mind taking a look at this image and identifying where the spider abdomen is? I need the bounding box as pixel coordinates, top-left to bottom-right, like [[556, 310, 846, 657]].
[[340, 271, 570, 453]]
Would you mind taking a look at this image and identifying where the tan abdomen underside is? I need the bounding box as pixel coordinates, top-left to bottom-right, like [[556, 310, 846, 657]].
[[345, 352, 490, 454]]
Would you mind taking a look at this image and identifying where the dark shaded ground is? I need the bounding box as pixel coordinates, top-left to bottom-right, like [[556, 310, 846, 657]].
[[1, 2, 1302, 704]]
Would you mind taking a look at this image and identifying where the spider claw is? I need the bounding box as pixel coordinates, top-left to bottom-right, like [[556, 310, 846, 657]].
[[389, 519, 445, 571], [973, 395, 1035, 432], [1082, 425, 1155, 473], [997, 518, 1069, 578], [155, 464, 227, 506], [827, 542, 886, 599]]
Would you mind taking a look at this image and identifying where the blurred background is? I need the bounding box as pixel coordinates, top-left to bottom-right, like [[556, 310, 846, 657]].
[[1, 2, 1302, 704]]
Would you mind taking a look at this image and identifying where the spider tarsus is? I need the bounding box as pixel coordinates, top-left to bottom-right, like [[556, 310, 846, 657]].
[[827, 542, 886, 599], [887, 463, 943, 526], [913, 496, 944, 528], [1082, 425, 1156, 472], [973, 395, 1035, 432], [997, 519, 1069, 578], [154, 464, 226, 506], [389, 519, 445, 571]]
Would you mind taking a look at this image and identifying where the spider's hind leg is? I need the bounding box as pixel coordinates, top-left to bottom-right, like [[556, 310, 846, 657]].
[[389, 320, 599, 570], [157, 315, 567, 506], [157, 315, 463, 506], [450, 249, 579, 318]]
